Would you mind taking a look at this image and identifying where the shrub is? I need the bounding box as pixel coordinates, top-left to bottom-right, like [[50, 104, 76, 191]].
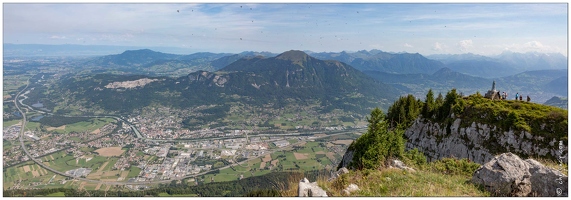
[[402, 148, 427, 169], [331, 173, 349, 191], [430, 158, 480, 176], [350, 108, 405, 170]]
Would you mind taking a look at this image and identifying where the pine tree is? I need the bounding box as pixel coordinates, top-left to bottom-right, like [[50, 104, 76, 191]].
[[434, 92, 444, 120], [422, 89, 435, 118]]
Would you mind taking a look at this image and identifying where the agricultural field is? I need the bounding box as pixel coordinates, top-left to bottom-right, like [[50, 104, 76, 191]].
[[126, 166, 142, 179], [3, 74, 32, 97], [3, 161, 66, 190], [4, 140, 14, 151], [24, 121, 41, 131], [95, 147, 125, 157], [200, 140, 342, 185], [3, 119, 21, 127], [49, 118, 115, 134]]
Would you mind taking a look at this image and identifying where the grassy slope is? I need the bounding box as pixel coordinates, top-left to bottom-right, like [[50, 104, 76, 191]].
[[322, 168, 488, 197], [461, 95, 567, 139]]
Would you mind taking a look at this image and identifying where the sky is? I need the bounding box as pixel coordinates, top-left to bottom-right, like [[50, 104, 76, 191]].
[[3, 3, 568, 56]]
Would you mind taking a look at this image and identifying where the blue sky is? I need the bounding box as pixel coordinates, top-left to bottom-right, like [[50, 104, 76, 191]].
[[3, 3, 568, 55]]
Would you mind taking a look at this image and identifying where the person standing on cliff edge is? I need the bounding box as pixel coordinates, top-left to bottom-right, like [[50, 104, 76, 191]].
[[516, 93, 519, 100]]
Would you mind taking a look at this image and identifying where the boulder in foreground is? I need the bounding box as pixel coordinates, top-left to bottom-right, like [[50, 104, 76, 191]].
[[472, 153, 568, 197]]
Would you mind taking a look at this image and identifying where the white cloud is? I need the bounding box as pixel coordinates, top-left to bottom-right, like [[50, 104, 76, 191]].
[[432, 42, 443, 51], [404, 43, 413, 48], [523, 41, 545, 50], [458, 39, 473, 52]]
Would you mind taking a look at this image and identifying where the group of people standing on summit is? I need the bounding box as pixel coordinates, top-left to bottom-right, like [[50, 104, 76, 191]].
[[496, 91, 530, 102], [490, 81, 530, 102]]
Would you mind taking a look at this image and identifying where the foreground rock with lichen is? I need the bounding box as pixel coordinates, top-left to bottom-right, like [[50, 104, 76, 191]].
[[472, 153, 568, 197]]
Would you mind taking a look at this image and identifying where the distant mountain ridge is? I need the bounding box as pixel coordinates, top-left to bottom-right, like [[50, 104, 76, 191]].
[[308, 50, 445, 74], [3, 43, 196, 57], [47, 50, 399, 115], [544, 96, 568, 109], [210, 51, 277, 70], [84, 49, 232, 76], [427, 51, 567, 78], [93, 49, 181, 66]]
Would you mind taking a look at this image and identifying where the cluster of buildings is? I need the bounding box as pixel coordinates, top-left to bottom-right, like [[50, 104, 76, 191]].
[[3, 124, 21, 140]]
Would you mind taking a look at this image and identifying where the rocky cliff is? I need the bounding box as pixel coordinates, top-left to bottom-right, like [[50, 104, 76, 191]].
[[404, 117, 567, 164]]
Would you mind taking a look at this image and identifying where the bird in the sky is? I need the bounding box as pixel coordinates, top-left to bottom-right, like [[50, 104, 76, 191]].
[[177, 10, 179, 13]]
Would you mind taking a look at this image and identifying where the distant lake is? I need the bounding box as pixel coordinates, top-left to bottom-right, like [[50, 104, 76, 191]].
[[30, 115, 44, 122]]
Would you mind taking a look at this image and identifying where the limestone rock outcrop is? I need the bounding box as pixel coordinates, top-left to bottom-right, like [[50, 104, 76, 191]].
[[388, 159, 416, 172], [337, 149, 354, 170], [472, 153, 568, 197], [471, 153, 532, 196], [404, 117, 566, 164], [298, 177, 328, 197], [341, 183, 359, 196], [328, 167, 350, 182], [526, 159, 568, 196]]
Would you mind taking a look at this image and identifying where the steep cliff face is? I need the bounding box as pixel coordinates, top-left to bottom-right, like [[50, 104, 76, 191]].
[[337, 148, 354, 169], [405, 117, 567, 164]]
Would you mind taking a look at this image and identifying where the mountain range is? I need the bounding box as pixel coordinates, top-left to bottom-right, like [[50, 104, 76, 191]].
[[427, 51, 567, 78], [308, 50, 445, 74], [44, 50, 398, 118], [14, 44, 567, 109]]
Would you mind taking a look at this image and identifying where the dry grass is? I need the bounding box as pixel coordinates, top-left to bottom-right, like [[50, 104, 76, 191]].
[[318, 168, 490, 197], [91, 128, 101, 134], [271, 159, 279, 167], [46, 125, 65, 131], [95, 147, 125, 157], [87, 172, 102, 179], [260, 162, 266, 169], [276, 171, 305, 197], [95, 183, 103, 190], [78, 181, 86, 190], [294, 152, 310, 160], [527, 157, 568, 176], [262, 154, 272, 162], [332, 140, 354, 145]]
